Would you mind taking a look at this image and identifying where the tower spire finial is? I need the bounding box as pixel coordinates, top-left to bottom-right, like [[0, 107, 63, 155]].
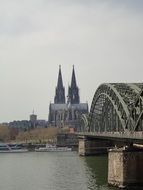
[[68, 65, 80, 104], [71, 65, 76, 88], [57, 65, 63, 88], [54, 66, 65, 104]]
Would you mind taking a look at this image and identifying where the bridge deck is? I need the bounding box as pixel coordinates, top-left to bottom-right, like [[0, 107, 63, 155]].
[[77, 132, 143, 143]]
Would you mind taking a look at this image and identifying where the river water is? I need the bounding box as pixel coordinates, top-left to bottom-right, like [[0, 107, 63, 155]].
[[0, 152, 118, 190]]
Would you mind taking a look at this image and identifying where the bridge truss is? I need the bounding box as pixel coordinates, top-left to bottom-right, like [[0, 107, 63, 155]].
[[86, 83, 143, 133]]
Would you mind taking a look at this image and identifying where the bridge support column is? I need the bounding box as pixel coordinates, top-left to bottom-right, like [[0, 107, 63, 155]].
[[78, 136, 112, 156], [108, 147, 143, 188]]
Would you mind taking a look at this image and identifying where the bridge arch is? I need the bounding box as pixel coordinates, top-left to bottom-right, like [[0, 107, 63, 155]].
[[77, 114, 89, 132], [88, 83, 143, 133]]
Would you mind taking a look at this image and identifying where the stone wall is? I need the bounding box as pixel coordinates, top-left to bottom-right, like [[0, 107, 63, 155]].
[[108, 148, 143, 188], [57, 133, 78, 149]]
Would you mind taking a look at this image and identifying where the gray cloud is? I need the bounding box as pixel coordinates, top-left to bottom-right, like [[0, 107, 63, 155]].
[[0, 0, 143, 122]]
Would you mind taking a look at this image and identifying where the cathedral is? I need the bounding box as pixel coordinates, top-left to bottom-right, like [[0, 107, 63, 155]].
[[48, 65, 88, 129]]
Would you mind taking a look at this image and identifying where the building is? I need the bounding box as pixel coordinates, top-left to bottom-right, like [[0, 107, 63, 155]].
[[48, 65, 88, 129], [9, 120, 31, 131], [8, 112, 48, 131], [29, 110, 37, 128], [29, 111, 48, 128]]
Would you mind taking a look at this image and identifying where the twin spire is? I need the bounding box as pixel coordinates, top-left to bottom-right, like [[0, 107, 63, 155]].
[[54, 65, 65, 104], [57, 65, 63, 89], [71, 65, 77, 88], [54, 65, 80, 104]]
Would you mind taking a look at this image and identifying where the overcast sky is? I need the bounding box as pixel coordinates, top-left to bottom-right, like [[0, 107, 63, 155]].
[[0, 0, 143, 122]]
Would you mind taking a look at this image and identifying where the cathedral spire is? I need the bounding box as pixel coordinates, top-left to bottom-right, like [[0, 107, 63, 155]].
[[71, 65, 77, 88], [68, 65, 80, 104], [54, 65, 65, 104], [57, 65, 63, 89]]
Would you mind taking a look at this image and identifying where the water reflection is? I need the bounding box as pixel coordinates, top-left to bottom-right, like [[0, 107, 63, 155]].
[[0, 152, 121, 190], [81, 155, 118, 190]]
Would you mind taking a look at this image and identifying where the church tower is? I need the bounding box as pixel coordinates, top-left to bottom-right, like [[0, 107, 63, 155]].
[[68, 65, 80, 104], [49, 65, 88, 128], [54, 65, 65, 104]]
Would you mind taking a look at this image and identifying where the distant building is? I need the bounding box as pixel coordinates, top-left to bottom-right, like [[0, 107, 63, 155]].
[[36, 120, 48, 128], [48, 65, 88, 129], [29, 111, 37, 128], [9, 120, 31, 131], [8, 112, 48, 131]]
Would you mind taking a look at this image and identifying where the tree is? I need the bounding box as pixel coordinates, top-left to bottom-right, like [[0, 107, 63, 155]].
[[16, 127, 59, 143], [0, 124, 10, 141]]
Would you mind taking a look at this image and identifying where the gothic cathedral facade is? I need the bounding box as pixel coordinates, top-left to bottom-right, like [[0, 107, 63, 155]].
[[48, 66, 88, 129]]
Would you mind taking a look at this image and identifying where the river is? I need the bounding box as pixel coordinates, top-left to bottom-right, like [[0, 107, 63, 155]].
[[0, 152, 118, 190]]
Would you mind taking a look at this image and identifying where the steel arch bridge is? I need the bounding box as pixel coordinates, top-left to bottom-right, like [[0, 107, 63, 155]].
[[78, 114, 89, 132], [79, 83, 143, 137], [89, 83, 143, 133]]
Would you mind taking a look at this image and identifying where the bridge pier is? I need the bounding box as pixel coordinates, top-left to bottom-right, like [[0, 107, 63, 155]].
[[108, 146, 143, 188], [78, 136, 113, 156]]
